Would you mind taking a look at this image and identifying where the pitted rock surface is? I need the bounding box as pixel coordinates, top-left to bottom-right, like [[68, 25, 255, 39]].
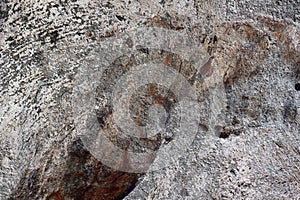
[[0, 0, 299, 199]]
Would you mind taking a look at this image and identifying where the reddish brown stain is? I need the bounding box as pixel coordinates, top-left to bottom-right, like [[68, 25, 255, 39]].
[[144, 15, 184, 30], [82, 171, 139, 200], [232, 22, 262, 41], [46, 191, 63, 200], [164, 54, 170, 66]]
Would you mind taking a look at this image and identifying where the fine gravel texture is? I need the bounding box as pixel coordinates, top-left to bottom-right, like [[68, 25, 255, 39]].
[[0, 0, 299, 199]]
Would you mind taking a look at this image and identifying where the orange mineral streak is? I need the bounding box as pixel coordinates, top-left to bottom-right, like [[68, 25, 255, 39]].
[[164, 54, 170, 66]]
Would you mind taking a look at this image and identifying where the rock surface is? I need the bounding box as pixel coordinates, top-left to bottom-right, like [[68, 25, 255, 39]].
[[0, 0, 299, 199]]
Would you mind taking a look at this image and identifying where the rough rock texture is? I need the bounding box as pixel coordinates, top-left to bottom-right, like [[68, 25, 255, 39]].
[[0, 0, 299, 199]]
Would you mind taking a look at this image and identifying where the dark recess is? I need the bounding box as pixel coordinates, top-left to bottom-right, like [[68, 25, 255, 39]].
[[295, 83, 300, 91]]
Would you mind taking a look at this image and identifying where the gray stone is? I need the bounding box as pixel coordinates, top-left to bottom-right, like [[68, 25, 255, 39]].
[[0, 0, 299, 199]]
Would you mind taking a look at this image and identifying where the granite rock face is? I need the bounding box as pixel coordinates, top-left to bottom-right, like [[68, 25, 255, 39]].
[[0, 0, 299, 199]]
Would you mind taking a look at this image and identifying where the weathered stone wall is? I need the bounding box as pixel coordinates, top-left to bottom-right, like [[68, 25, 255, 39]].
[[0, 0, 299, 199]]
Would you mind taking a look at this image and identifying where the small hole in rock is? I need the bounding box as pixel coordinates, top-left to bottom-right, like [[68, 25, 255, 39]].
[[50, 30, 59, 43], [116, 15, 126, 21], [295, 83, 300, 91], [230, 169, 236, 175], [164, 137, 173, 144], [219, 131, 230, 139]]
